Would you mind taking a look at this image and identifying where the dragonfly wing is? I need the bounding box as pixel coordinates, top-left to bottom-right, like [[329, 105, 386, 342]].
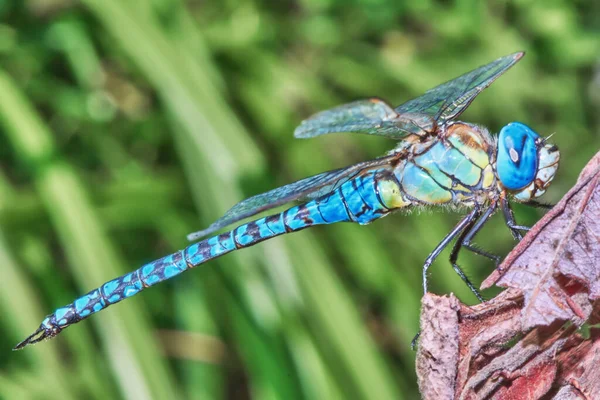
[[187, 155, 398, 241], [294, 98, 432, 140], [396, 52, 524, 123]]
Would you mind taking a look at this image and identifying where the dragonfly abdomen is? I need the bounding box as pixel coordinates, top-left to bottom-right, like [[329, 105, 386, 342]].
[[15, 172, 395, 348]]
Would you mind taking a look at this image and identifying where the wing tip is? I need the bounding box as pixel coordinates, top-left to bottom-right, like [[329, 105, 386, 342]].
[[497, 51, 524, 63], [513, 51, 525, 60], [187, 230, 211, 242], [294, 124, 309, 138]]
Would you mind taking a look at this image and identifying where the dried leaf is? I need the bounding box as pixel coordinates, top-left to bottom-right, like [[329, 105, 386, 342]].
[[555, 328, 600, 399], [416, 294, 461, 400], [482, 151, 600, 330], [417, 152, 600, 400], [416, 292, 600, 399]]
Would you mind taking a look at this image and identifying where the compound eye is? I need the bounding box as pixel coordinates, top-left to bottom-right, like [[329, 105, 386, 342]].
[[497, 122, 539, 191]]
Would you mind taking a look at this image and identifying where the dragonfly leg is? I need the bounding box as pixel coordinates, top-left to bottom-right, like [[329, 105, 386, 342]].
[[500, 197, 529, 240], [412, 206, 485, 350], [420, 207, 481, 298], [520, 200, 554, 209], [449, 203, 500, 303], [410, 332, 421, 350]]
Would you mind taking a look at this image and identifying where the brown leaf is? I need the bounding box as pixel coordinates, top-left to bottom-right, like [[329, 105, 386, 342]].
[[416, 292, 600, 399], [555, 327, 600, 399], [417, 152, 600, 400], [416, 294, 461, 400], [482, 152, 600, 330]]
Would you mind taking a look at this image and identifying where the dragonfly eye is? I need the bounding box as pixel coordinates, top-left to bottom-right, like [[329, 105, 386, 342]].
[[497, 122, 540, 191]]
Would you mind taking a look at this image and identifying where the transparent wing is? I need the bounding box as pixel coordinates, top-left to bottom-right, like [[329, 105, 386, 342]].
[[294, 98, 434, 140], [295, 53, 523, 140], [187, 155, 398, 241], [396, 52, 524, 123]]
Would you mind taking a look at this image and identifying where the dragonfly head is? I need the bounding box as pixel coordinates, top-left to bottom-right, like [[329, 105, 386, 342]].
[[496, 122, 560, 201]]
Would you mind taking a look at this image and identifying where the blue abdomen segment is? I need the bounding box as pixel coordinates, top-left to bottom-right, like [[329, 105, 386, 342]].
[[16, 173, 391, 349], [339, 174, 388, 224], [36, 251, 190, 333]]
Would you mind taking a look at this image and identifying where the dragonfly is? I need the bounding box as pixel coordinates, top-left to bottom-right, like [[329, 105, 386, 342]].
[[15, 51, 560, 350]]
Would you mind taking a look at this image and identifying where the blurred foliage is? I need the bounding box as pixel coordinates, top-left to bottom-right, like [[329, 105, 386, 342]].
[[0, 0, 598, 399]]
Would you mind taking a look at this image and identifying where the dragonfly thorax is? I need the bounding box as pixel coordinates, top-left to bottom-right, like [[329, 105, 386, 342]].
[[378, 122, 500, 210]]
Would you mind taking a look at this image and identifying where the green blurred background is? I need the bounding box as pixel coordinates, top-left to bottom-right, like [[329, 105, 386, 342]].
[[0, 0, 598, 399]]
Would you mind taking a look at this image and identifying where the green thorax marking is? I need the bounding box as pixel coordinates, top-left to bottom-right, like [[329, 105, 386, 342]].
[[387, 122, 496, 207]]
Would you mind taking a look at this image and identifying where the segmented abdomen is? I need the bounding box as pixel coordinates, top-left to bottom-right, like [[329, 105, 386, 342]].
[[29, 171, 394, 342]]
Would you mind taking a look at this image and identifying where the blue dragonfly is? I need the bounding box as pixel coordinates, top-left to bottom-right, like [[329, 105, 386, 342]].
[[15, 51, 560, 350]]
